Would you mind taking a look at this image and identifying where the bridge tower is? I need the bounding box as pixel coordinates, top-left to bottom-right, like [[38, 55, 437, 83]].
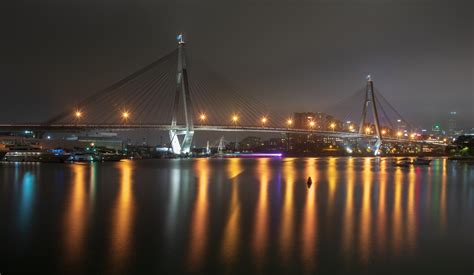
[[169, 34, 194, 155], [358, 75, 382, 155]]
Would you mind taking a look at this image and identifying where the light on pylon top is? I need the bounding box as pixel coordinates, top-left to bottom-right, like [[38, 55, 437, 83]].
[[177, 33, 185, 45]]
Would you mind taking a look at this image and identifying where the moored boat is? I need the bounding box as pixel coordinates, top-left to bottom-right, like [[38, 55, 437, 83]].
[[413, 157, 431, 165]]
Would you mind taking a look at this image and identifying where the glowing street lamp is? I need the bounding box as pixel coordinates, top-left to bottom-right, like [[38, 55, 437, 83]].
[[348, 125, 354, 132], [287, 119, 293, 128], [232, 114, 239, 126], [261, 117, 267, 127], [365, 127, 371, 135], [74, 110, 82, 124], [330, 123, 336, 131], [381, 129, 387, 135], [122, 111, 130, 122], [309, 121, 315, 130], [199, 113, 206, 125]]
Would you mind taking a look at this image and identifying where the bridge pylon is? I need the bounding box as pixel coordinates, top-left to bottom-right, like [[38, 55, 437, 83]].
[[169, 34, 194, 155], [358, 75, 382, 155]]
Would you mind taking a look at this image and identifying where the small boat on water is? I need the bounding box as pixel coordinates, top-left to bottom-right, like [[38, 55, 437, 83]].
[[413, 157, 431, 165], [3, 145, 66, 162], [393, 161, 411, 167], [306, 177, 313, 189], [393, 157, 412, 167], [100, 152, 125, 161], [68, 152, 98, 162], [393, 157, 431, 167]]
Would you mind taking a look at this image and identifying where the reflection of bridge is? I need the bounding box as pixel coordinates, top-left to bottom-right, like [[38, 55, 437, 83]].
[[1, 34, 445, 155]]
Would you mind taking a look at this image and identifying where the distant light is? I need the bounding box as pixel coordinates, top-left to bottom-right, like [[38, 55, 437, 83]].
[[122, 111, 130, 119], [381, 129, 387, 135], [90, 142, 95, 147], [177, 33, 184, 44], [287, 119, 293, 126], [232, 115, 239, 123], [309, 121, 315, 128], [75, 110, 82, 118], [199, 113, 206, 121], [261, 117, 267, 124], [365, 127, 371, 133], [47, 135, 51, 140], [330, 123, 336, 129], [397, 131, 402, 137], [397, 119, 402, 123], [346, 147, 353, 154]]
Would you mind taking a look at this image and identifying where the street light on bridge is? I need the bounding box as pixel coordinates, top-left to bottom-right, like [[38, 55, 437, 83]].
[[261, 117, 267, 127], [309, 121, 315, 130], [365, 127, 371, 135], [199, 113, 206, 125], [232, 114, 239, 126], [122, 111, 130, 122], [287, 119, 293, 128], [330, 123, 336, 131], [74, 110, 82, 124]]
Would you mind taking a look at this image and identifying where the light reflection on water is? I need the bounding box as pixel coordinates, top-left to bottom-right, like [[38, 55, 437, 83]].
[[110, 160, 134, 272], [1, 158, 474, 274], [187, 158, 210, 270], [63, 164, 87, 266], [221, 158, 242, 267]]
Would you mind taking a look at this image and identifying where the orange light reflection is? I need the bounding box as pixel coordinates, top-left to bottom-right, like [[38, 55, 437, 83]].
[[64, 164, 88, 266], [301, 158, 318, 272], [110, 161, 134, 272], [188, 158, 211, 271]]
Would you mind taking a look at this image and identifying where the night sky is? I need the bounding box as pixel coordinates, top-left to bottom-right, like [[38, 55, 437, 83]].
[[1, 0, 473, 130]]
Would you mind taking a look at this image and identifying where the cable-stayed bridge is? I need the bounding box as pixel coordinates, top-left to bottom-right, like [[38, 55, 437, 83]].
[[0, 35, 445, 155]]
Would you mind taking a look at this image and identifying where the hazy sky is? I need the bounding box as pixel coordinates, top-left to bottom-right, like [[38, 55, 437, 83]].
[[1, 0, 473, 130]]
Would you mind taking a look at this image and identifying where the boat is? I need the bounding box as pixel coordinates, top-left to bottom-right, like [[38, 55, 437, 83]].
[[413, 157, 431, 165], [68, 152, 98, 162], [306, 177, 313, 189], [393, 158, 412, 167], [3, 145, 66, 162], [100, 152, 125, 161]]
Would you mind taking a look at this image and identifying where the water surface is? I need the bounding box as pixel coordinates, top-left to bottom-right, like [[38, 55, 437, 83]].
[[1, 158, 474, 274]]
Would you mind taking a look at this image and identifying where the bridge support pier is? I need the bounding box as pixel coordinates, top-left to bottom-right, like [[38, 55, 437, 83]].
[[359, 75, 382, 155], [169, 34, 194, 155]]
